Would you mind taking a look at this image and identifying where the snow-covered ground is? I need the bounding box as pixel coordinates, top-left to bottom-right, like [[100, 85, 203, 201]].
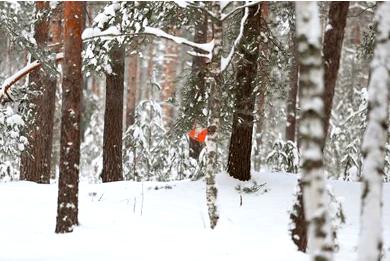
[[1, 172, 389, 261]]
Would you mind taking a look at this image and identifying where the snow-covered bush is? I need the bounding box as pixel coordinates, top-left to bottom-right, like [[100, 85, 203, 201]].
[[123, 100, 196, 181], [266, 138, 299, 173], [80, 92, 104, 183], [0, 105, 27, 181]]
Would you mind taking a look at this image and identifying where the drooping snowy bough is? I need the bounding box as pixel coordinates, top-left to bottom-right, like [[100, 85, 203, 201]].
[[357, 3, 390, 261], [295, 2, 334, 260]]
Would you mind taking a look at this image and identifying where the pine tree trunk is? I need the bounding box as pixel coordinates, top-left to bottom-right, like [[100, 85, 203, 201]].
[[55, 1, 84, 233], [253, 2, 269, 171], [101, 45, 125, 182], [205, 2, 222, 229], [161, 37, 179, 128], [322, 2, 349, 138], [20, 1, 51, 184], [227, 4, 262, 181], [285, 4, 299, 143], [126, 54, 138, 128], [189, 12, 208, 160], [296, 2, 334, 260], [357, 3, 390, 260]]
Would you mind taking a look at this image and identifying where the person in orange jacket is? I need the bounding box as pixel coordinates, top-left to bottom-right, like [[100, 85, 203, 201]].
[[187, 125, 217, 143]]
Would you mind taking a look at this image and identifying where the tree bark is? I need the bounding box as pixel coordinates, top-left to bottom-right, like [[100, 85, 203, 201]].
[[20, 1, 52, 184], [322, 2, 349, 139], [101, 45, 125, 182], [55, 1, 84, 234], [357, 3, 390, 260], [227, 4, 262, 181], [285, 4, 299, 143], [296, 2, 334, 260]]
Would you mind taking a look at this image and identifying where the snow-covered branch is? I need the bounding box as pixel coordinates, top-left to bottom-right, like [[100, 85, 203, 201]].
[[0, 53, 64, 102], [221, 1, 261, 21], [82, 26, 215, 60], [221, 6, 249, 72]]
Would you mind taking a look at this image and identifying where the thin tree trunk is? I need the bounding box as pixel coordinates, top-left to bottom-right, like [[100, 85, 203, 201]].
[[101, 45, 125, 182], [357, 3, 390, 260], [296, 2, 334, 260], [285, 3, 298, 143], [161, 37, 179, 128], [20, 1, 51, 184], [126, 54, 138, 128], [55, 1, 84, 233], [322, 2, 349, 138], [205, 2, 222, 229], [227, 4, 262, 181], [253, 2, 269, 171], [189, 12, 208, 160]]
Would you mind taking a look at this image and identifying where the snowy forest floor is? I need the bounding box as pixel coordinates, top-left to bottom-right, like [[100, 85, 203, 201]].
[[1, 172, 390, 261]]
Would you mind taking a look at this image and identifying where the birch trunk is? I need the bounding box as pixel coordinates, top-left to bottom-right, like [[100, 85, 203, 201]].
[[296, 2, 334, 260], [357, 3, 390, 260], [205, 2, 222, 229]]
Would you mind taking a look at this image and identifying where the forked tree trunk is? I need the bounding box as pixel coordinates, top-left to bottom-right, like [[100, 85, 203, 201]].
[[101, 45, 125, 182], [296, 2, 334, 260], [20, 1, 51, 183], [227, 4, 262, 181], [357, 3, 390, 260], [55, 1, 84, 233], [322, 2, 349, 139]]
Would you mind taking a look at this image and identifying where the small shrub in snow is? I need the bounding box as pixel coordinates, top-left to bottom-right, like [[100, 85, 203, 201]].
[[266, 138, 299, 173]]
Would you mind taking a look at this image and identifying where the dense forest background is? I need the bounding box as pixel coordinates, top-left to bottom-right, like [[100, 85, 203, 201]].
[[0, 1, 389, 261]]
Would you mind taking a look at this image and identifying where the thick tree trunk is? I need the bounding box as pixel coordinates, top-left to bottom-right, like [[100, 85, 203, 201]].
[[126, 54, 138, 128], [55, 1, 84, 233], [357, 3, 390, 260], [322, 2, 349, 138], [285, 4, 299, 143], [20, 1, 51, 183], [101, 45, 125, 182], [227, 4, 262, 181], [296, 2, 334, 260], [189, 12, 208, 160], [205, 2, 222, 229]]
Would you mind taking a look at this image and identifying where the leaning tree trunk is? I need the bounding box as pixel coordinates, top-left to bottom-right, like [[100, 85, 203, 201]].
[[296, 2, 334, 260], [227, 4, 262, 181], [101, 45, 125, 182], [205, 2, 222, 229], [55, 1, 84, 234], [189, 12, 208, 160], [357, 3, 390, 261], [20, 1, 51, 183], [285, 3, 299, 143], [322, 2, 349, 139]]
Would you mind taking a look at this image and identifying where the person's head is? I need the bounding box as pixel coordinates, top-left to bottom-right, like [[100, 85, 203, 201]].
[[207, 125, 217, 135]]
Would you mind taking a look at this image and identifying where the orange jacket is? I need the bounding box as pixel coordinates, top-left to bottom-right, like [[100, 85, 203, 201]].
[[188, 128, 208, 143]]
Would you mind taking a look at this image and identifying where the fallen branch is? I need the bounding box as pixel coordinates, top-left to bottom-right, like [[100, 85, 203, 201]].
[[0, 53, 64, 103]]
